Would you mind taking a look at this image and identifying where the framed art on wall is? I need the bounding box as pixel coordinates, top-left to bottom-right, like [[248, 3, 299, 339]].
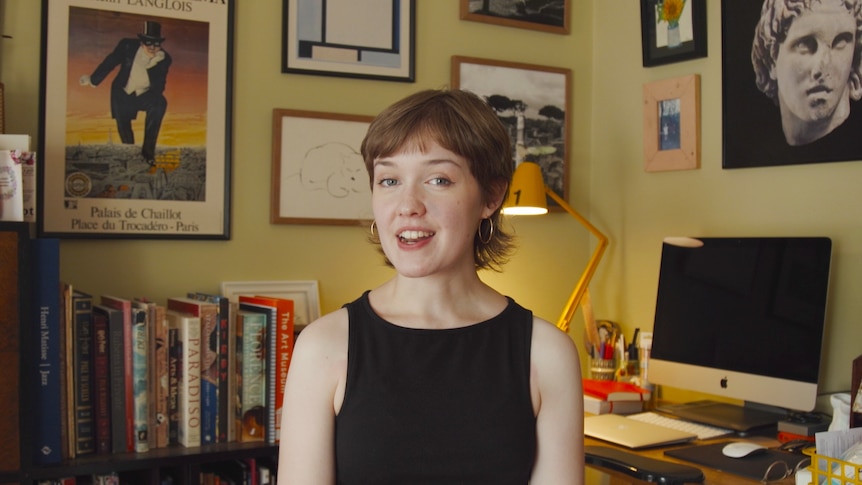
[[722, 0, 862, 169], [451, 55, 571, 206], [38, 0, 234, 239], [282, 0, 415, 82], [641, 0, 707, 67], [642, 75, 700, 172], [460, 0, 570, 35], [220, 280, 322, 331], [271, 109, 374, 225]]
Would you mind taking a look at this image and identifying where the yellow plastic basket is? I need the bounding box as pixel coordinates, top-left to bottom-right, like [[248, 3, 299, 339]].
[[805, 447, 862, 484]]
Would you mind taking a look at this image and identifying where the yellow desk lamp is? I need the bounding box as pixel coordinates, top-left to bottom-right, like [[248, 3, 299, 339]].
[[501, 161, 609, 334]]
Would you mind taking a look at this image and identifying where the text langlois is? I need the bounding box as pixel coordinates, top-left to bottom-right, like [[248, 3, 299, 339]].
[[91, 0, 227, 14], [70, 206, 200, 233]]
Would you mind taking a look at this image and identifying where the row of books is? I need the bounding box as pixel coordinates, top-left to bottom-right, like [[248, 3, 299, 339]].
[[31, 238, 295, 464], [36, 457, 274, 485]]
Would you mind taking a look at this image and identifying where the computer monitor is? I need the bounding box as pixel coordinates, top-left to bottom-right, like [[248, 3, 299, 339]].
[[648, 237, 832, 432]]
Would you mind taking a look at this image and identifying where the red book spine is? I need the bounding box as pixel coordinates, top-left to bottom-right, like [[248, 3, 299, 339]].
[[92, 311, 112, 454]]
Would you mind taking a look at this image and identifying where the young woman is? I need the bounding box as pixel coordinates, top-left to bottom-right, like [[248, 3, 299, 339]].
[[278, 89, 583, 484]]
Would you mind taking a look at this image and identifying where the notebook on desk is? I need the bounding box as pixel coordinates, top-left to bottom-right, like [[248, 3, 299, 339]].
[[584, 414, 698, 449]]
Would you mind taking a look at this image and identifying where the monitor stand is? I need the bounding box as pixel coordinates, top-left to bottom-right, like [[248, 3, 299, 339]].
[[656, 400, 787, 434]]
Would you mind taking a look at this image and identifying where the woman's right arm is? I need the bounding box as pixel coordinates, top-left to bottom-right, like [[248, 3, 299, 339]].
[[277, 309, 349, 484]]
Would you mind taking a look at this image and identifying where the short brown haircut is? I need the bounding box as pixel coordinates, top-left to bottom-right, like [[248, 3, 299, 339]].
[[361, 88, 516, 271]]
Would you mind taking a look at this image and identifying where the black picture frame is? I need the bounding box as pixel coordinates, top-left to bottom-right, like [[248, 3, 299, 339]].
[[640, 0, 707, 67], [282, 0, 415, 82], [721, 0, 862, 169], [460, 0, 570, 35], [38, 0, 234, 239]]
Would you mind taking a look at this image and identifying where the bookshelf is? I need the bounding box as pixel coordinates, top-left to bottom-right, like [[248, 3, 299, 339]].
[[0, 221, 279, 484]]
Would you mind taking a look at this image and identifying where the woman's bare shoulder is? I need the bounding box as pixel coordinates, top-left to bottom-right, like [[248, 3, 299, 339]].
[[294, 307, 349, 356]]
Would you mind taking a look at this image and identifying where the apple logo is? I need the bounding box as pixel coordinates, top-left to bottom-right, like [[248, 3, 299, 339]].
[[720, 377, 728, 388]]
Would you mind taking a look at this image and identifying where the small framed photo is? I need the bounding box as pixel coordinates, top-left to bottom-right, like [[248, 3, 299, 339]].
[[640, 0, 707, 67], [642, 74, 700, 172], [39, 0, 234, 239], [282, 0, 415, 82], [221, 280, 322, 331], [459, 0, 570, 35], [451, 55, 571, 206], [271, 109, 374, 225]]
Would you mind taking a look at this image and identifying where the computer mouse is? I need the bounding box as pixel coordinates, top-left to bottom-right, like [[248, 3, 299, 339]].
[[721, 441, 767, 458]]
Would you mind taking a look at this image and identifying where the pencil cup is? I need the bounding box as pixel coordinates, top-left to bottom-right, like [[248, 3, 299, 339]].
[[589, 357, 616, 381]]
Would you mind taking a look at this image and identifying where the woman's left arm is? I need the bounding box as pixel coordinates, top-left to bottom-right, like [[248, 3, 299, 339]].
[[529, 318, 585, 485]]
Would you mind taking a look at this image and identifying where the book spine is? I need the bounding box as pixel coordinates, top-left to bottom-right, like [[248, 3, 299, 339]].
[[131, 310, 148, 452], [106, 309, 128, 454], [237, 312, 266, 443], [152, 305, 169, 448], [274, 301, 294, 444], [32, 238, 63, 465], [179, 316, 201, 447], [91, 311, 112, 454], [216, 297, 230, 444], [0, 223, 25, 471], [72, 294, 95, 456], [167, 326, 179, 445], [200, 306, 218, 445]]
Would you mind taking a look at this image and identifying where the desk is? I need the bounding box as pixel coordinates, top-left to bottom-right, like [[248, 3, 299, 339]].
[[584, 434, 798, 484]]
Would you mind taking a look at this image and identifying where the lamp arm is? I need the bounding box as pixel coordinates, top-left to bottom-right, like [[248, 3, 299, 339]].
[[545, 188, 609, 332]]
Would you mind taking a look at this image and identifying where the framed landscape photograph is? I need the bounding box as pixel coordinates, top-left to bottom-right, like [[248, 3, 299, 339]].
[[452, 55, 571, 205], [271, 109, 374, 225], [642, 74, 700, 172], [38, 0, 234, 239], [722, 0, 862, 168], [282, 0, 415, 82], [460, 0, 570, 35], [641, 0, 707, 67]]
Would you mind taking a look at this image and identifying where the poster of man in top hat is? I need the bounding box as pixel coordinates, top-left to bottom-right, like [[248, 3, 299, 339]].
[[80, 20, 173, 167]]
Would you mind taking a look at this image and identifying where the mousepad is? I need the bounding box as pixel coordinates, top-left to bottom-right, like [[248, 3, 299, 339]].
[[665, 442, 809, 481]]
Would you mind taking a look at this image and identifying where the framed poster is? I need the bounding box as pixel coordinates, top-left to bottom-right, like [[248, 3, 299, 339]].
[[451, 55, 571, 206], [220, 280, 322, 331], [271, 109, 374, 225], [640, 0, 707, 67], [722, 0, 862, 169], [39, 0, 234, 239], [642, 75, 700, 172], [282, 0, 415, 82], [460, 0, 570, 35]]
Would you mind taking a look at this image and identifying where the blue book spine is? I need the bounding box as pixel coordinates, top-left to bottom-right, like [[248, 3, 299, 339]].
[[32, 238, 63, 464], [132, 309, 149, 452]]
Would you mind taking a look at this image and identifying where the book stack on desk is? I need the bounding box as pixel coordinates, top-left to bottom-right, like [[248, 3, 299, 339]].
[[583, 378, 652, 415]]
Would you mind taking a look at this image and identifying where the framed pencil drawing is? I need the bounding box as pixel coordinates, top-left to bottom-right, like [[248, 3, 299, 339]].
[[271, 109, 374, 225], [460, 0, 570, 35], [452, 55, 571, 206], [722, 0, 862, 169], [642, 74, 700, 172], [282, 0, 415, 82], [221, 280, 322, 331], [641, 0, 707, 67], [38, 0, 234, 239]]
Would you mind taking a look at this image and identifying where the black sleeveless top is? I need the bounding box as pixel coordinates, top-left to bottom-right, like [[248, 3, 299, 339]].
[[335, 291, 537, 484]]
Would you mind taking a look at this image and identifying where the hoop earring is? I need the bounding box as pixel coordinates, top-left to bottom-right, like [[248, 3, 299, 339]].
[[478, 218, 494, 244], [370, 220, 377, 236]]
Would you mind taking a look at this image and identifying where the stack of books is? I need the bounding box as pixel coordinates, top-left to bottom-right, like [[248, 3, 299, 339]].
[[582, 378, 651, 415]]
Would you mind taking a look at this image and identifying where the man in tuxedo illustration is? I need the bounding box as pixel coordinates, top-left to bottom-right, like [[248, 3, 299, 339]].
[[81, 20, 172, 166]]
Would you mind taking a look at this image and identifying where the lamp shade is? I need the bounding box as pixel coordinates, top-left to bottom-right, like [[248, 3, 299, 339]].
[[502, 162, 548, 215]]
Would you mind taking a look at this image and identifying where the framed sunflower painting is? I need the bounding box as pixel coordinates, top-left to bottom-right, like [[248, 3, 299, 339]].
[[640, 0, 707, 67]]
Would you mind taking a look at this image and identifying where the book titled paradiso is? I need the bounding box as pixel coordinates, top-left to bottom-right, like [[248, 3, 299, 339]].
[[582, 379, 651, 402]]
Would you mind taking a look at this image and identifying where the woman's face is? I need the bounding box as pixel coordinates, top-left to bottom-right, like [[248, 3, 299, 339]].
[[370, 140, 496, 279], [772, 0, 857, 125]]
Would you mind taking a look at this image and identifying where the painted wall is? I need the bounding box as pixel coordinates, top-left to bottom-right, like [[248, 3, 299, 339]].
[[4, 0, 860, 406]]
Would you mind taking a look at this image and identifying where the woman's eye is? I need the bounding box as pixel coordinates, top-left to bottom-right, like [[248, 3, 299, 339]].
[[429, 177, 452, 186], [377, 178, 397, 187]]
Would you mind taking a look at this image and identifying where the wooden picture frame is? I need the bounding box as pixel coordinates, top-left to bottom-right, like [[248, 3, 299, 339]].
[[220, 280, 322, 331], [641, 0, 707, 67], [282, 0, 415, 82], [451, 56, 571, 206], [460, 0, 570, 35], [38, 0, 234, 239], [721, 0, 862, 169], [642, 74, 700, 172], [271, 109, 373, 225]]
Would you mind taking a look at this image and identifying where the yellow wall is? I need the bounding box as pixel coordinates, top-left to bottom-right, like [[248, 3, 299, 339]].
[[3, 1, 860, 407]]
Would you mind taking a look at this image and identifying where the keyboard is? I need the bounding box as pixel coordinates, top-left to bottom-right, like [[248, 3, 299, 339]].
[[627, 412, 734, 440]]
